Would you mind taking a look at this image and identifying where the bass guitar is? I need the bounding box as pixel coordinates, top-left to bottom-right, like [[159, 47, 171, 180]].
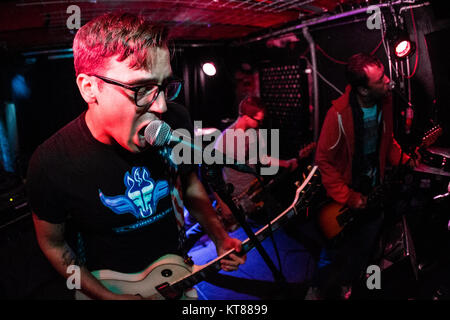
[[76, 165, 321, 300]]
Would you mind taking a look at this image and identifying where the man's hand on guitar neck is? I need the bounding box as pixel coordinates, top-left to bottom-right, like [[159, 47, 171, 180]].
[[286, 158, 299, 172], [264, 142, 316, 173], [298, 142, 316, 160], [216, 236, 247, 272], [286, 142, 317, 172], [346, 191, 368, 210]]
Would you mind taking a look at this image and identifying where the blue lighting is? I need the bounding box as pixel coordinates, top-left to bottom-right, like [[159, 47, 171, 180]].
[[0, 103, 18, 173], [11, 74, 30, 99], [0, 118, 13, 172]]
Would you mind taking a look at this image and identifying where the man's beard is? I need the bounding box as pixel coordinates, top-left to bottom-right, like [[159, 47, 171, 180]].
[[369, 89, 387, 104]]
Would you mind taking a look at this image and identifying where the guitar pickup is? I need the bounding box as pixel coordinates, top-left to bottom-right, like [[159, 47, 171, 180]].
[[155, 282, 182, 300]]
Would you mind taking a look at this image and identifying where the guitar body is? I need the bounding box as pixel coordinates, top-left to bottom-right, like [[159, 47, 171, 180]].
[[317, 201, 351, 240], [75, 254, 199, 300]]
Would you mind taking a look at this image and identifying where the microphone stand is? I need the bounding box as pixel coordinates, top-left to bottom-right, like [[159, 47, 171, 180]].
[[391, 84, 417, 162], [200, 156, 289, 297], [146, 122, 289, 295]]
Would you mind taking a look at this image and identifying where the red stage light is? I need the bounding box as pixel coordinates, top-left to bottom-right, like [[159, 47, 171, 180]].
[[387, 26, 416, 60], [395, 40, 413, 58]]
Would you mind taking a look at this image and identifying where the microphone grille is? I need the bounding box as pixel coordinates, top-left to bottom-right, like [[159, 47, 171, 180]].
[[144, 120, 172, 147]]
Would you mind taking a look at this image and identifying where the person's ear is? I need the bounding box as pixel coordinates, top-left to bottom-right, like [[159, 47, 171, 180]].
[[356, 85, 369, 97], [76, 74, 98, 104]]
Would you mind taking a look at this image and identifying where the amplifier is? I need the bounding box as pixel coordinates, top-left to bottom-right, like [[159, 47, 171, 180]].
[[0, 183, 30, 230], [259, 59, 311, 159]]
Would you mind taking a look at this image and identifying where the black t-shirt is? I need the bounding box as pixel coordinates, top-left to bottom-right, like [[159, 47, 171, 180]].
[[27, 103, 195, 273]]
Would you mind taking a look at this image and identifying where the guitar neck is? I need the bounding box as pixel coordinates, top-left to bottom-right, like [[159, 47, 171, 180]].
[[419, 125, 442, 149], [167, 208, 297, 294], [168, 165, 319, 294]]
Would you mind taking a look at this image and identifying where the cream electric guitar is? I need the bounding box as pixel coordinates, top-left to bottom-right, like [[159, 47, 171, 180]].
[[76, 165, 320, 300]]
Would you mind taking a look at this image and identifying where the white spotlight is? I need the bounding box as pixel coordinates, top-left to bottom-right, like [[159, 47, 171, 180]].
[[202, 62, 216, 76]]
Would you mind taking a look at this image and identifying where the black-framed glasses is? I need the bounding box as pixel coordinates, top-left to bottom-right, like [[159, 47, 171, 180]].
[[90, 74, 183, 108], [246, 113, 265, 125]]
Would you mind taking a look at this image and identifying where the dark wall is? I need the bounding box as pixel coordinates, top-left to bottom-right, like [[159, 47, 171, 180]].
[[173, 46, 237, 128], [13, 56, 85, 174], [425, 28, 450, 146]]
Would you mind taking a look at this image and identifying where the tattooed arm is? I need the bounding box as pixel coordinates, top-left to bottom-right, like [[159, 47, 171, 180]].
[[32, 212, 141, 300], [182, 172, 246, 271]]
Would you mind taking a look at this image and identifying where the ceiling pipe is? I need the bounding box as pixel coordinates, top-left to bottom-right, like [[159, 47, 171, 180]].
[[302, 26, 319, 142], [232, 0, 408, 46]]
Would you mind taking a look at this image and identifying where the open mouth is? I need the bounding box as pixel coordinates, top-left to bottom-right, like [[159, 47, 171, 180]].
[[136, 124, 150, 148], [138, 126, 147, 138]]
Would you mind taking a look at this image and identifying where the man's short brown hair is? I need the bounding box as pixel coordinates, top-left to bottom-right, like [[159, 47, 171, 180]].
[[73, 12, 168, 76], [345, 53, 383, 88]]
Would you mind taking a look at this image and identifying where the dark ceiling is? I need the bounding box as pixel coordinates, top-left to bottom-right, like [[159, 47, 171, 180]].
[[0, 0, 390, 52]]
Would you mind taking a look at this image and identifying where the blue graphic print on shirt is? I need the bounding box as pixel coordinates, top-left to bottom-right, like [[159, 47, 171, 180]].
[[99, 167, 171, 232]]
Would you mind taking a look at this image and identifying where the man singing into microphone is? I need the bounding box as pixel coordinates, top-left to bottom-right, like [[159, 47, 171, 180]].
[[26, 12, 245, 300], [308, 53, 419, 300]]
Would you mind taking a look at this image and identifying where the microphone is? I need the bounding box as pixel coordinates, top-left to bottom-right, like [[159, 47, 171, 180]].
[[388, 81, 396, 91], [389, 81, 413, 106], [144, 119, 172, 147], [144, 120, 257, 175], [144, 119, 202, 152]]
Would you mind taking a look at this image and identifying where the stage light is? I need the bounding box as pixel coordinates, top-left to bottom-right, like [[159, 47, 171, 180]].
[[387, 26, 416, 59], [202, 62, 216, 76], [394, 39, 415, 58]]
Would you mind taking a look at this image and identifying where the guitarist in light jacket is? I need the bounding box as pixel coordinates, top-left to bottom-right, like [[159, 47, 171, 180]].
[[309, 53, 419, 300]]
